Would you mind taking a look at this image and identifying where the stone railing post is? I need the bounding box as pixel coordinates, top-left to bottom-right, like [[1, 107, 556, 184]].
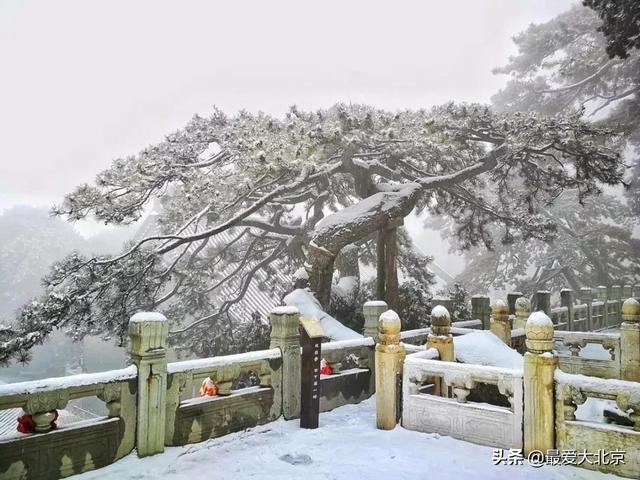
[[363, 300, 388, 340], [621, 298, 640, 382], [507, 292, 524, 316], [427, 305, 454, 361], [597, 285, 608, 327], [375, 310, 405, 430], [533, 291, 551, 317], [269, 306, 301, 420], [623, 285, 633, 300], [490, 300, 510, 345], [611, 285, 622, 324], [471, 295, 491, 330], [514, 296, 531, 330], [128, 312, 169, 457], [523, 311, 557, 455], [579, 287, 593, 331], [560, 289, 574, 331]]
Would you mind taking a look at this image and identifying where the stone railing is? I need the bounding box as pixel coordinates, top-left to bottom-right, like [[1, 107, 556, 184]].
[[554, 331, 621, 379], [165, 348, 283, 446], [555, 370, 640, 478], [377, 296, 640, 479], [319, 337, 375, 412], [467, 284, 639, 334], [402, 356, 523, 449], [0, 366, 137, 479]]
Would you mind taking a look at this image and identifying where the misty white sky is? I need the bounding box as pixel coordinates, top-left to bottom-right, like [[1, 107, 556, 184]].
[[0, 0, 576, 215]]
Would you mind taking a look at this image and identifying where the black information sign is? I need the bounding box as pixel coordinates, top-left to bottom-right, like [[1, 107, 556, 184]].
[[300, 317, 324, 429]]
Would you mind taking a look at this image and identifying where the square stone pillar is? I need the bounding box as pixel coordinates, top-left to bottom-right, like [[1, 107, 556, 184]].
[[471, 295, 491, 330], [560, 289, 574, 331], [579, 287, 593, 331], [270, 306, 301, 420], [128, 312, 169, 457], [490, 300, 510, 345], [621, 298, 640, 382], [507, 292, 524, 316], [533, 291, 551, 316], [523, 311, 557, 455], [597, 286, 608, 328], [363, 300, 388, 341]]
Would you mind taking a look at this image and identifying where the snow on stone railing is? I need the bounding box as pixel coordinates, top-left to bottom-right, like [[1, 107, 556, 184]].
[[167, 348, 282, 375], [550, 305, 569, 330], [404, 346, 439, 358], [553, 331, 621, 379], [0, 365, 137, 417], [0, 364, 139, 479], [555, 370, 640, 478], [402, 356, 523, 449]]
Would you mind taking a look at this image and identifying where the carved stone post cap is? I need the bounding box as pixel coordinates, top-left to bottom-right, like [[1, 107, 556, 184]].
[[430, 305, 451, 336], [622, 298, 640, 323], [363, 300, 388, 312], [515, 296, 531, 312], [270, 306, 300, 317], [128, 311, 169, 355], [525, 311, 554, 353], [378, 309, 401, 335], [492, 299, 509, 315], [130, 311, 167, 324], [430, 305, 451, 325]]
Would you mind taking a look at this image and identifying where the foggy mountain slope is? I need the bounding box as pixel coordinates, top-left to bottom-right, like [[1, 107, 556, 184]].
[[0, 206, 132, 323]]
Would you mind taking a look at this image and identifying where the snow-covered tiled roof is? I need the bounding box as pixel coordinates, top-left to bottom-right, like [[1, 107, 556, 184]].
[[133, 211, 291, 323]]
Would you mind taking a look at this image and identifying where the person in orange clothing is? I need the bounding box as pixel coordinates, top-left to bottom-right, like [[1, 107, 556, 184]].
[[199, 377, 218, 396]]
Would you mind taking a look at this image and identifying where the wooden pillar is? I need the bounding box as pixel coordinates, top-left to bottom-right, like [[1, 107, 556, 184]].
[[471, 295, 491, 330], [514, 297, 531, 330], [375, 309, 405, 430], [427, 305, 454, 361], [523, 311, 557, 455], [270, 306, 301, 420], [560, 289, 574, 331], [128, 312, 169, 457], [490, 299, 511, 345], [363, 300, 388, 341], [621, 298, 640, 382]]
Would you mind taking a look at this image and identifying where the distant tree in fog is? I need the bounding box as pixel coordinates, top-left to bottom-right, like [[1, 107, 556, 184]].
[[493, 3, 640, 214], [455, 191, 640, 293]]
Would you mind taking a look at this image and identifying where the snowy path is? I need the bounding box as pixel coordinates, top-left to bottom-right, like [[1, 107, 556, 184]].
[[78, 397, 618, 480]]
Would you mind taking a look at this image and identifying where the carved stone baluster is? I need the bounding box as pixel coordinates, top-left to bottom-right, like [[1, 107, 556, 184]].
[[98, 383, 122, 417], [24, 390, 70, 433]]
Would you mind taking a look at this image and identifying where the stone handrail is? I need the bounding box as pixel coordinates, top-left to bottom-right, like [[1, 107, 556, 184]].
[[404, 356, 522, 405], [0, 365, 137, 418]]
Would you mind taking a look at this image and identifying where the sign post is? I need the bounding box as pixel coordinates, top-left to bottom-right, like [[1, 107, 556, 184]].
[[299, 316, 324, 429]]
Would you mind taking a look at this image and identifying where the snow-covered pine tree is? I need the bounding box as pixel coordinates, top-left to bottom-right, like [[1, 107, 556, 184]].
[[454, 191, 640, 293], [0, 103, 625, 363], [492, 3, 640, 214]]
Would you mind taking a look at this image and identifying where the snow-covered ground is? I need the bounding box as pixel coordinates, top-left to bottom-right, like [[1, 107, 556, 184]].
[[77, 397, 618, 480]]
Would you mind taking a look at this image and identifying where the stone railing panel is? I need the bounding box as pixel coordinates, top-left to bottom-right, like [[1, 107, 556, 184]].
[[0, 366, 137, 480], [555, 370, 639, 478], [165, 348, 282, 446], [402, 356, 523, 449], [319, 337, 375, 412], [554, 331, 621, 379]]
